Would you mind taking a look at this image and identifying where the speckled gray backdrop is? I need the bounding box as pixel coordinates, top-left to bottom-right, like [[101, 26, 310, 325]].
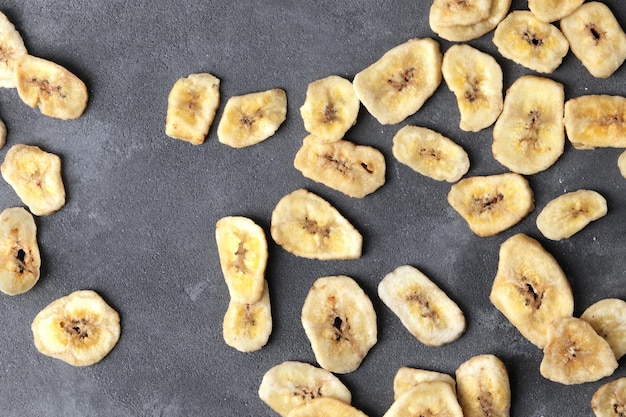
[[0, 0, 625, 416]]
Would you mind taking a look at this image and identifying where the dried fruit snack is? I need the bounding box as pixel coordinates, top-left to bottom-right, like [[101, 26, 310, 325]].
[[222, 280, 272, 352], [564, 95, 626, 149], [393, 367, 456, 400], [591, 377, 626, 417], [581, 298, 626, 361], [0, 11, 27, 88], [382, 381, 463, 417], [0, 207, 40, 295], [455, 354, 511, 417]]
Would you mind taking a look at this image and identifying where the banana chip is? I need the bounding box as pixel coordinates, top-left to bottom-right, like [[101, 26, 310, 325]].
[[383, 381, 463, 417], [0, 11, 27, 88], [528, 0, 584, 23], [222, 280, 272, 352], [430, 0, 511, 42], [393, 367, 456, 400], [287, 397, 368, 417], [0, 207, 40, 295], [581, 298, 626, 361], [429, 0, 493, 27], [564, 95, 626, 149], [591, 377, 626, 417], [455, 354, 511, 417]]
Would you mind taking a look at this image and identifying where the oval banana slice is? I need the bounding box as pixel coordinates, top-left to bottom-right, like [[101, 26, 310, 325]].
[[492, 75, 565, 175], [564, 95, 626, 150], [528, 0, 584, 23], [536, 189, 607, 241], [353, 38, 442, 125], [0, 207, 40, 295], [222, 280, 272, 352], [429, 0, 492, 27], [270, 189, 362, 260], [489, 233, 574, 349], [0, 11, 27, 88], [455, 354, 511, 417], [378, 265, 466, 347], [383, 381, 463, 417], [447, 173, 534, 237], [430, 0, 511, 42], [301, 275, 377, 374], [591, 377, 626, 417], [258, 361, 352, 417], [31, 290, 121, 366], [287, 397, 368, 417], [393, 367, 456, 400], [581, 298, 626, 361], [392, 126, 469, 182], [294, 135, 386, 198]]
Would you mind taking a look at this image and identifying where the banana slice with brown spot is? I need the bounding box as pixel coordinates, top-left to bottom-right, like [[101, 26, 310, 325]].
[[287, 397, 368, 417], [0, 207, 40, 295], [383, 381, 463, 417], [430, 0, 512, 42], [429, 0, 493, 27], [0, 11, 27, 88], [591, 377, 626, 417], [222, 280, 272, 352], [393, 367, 456, 400], [455, 354, 511, 417], [564, 95, 626, 149], [581, 298, 626, 361], [528, 0, 584, 23]]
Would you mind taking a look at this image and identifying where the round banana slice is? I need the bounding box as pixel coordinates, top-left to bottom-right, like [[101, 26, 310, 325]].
[[393, 367, 456, 400], [564, 95, 626, 149], [222, 280, 272, 352], [591, 377, 626, 417], [536, 189, 607, 241], [258, 361, 352, 417], [430, 0, 511, 42], [383, 381, 463, 417], [455, 354, 511, 417], [528, 0, 584, 23], [429, 0, 493, 27], [0, 207, 40, 295], [0, 12, 27, 88], [300, 75, 360, 143], [301, 275, 377, 374], [287, 397, 367, 417], [581, 298, 626, 361], [31, 290, 121, 366]]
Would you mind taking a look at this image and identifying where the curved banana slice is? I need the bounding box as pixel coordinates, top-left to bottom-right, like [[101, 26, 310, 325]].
[[300, 75, 360, 143], [294, 135, 386, 198], [618, 150, 626, 178], [430, 0, 511, 42], [353, 38, 442, 125], [301, 275, 377, 374], [528, 0, 584, 23], [591, 377, 626, 417], [383, 381, 463, 417], [0, 207, 40, 295], [223, 280, 272, 352], [560, 2, 626, 78], [564, 95, 626, 149], [378, 265, 466, 347], [217, 88, 287, 148], [215, 216, 267, 304], [31, 290, 121, 366], [165, 72, 220, 145], [1, 144, 65, 216], [441, 44, 503, 132], [287, 397, 368, 417], [392, 126, 469, 182], [455, 354, 511, 417], [536, 189, 607, 241], [493, 11, 569, 74], [489, 233, 574, 348], [393, 367, 456, 400], [258, 361, 352, 417], [429, 0, 492, 27], [447, 173, 534, 237], [581, 298, 626, 360], [492, 75, 564, 175], [540, 317, 618, 385], [0, 117, 6, 149], [270, 189, 362, 260], [0, 12, 27, 88]]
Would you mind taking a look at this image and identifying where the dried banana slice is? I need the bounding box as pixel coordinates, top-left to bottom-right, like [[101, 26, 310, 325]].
[[287, 397, 368, 417], [215, 216, 267, 304], [0, 207, 40, 295], [222, 280, 272, 352], [441, 44, 503, 132], [619, 150, 626, 178], [14, 55, 88, 120], [591, 377, 626, 417], [165, 72, 220, 145], [1, 144, 65, 216], [383, 381, 463, 417], [217, 88, 287, 148], [31, 290, 121, 366], [528, 0, 584, 23], [392, 125, 470, 182], [455, 354, 511, 417], [270, 189, 362, 260], [581, 298, 626, 360], [301, 275, 377, 374], [540, 317, 618, 385], [258, 361, 352, 417], [429, 0, 493, 27], [492, 75, 564, 175], [493, 11, 569, 73], [536, 189, 607, 241], [300, 75, 360, 143], [447, 173, 534, 237], [0, 117, 6, 149], [490, 233, 574, 348], [378, 265, 466, 347], [294, 135, 386, 198], [352, 38, 442, 125], [0, 12, 27, 88], [430, 0, 512, 42], [393, 367, 456, 400], [564, 95, 626, 149], [560, 2, 626, 78]]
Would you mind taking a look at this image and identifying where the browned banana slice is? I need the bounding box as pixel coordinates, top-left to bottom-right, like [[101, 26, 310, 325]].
[[455, 354, 511, 417], [564, 95, 626, 149], [0, 207, 40, 295]]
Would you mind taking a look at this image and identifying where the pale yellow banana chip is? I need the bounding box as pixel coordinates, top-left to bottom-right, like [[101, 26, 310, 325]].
[[591, 377, 626, 417], [441, 44, 503, 132], [447, 173, 534, 237], [301, 275, 377, 374], [429, 0, 493, 27], [393, 367, 456, 400], [528, 0, 584, 23], [455, 354, 511, 417], [0, 12, 27, 88], [430, 0, 511, 42], [581, 298, 626, 360], [382, 381, 463, 417], [353, 38, 442, 125], [618, 150, 626, 178], [300, 75, 360, 143], [490, 234, 574, 348], [287, 397, 368, 417], [493, 11, 569, 74], [536, 189, 607, 241], [215, 216, 267, 304], [258, 361, 352, 417], [270, 189, 362, 260], [392, 125, 469, 182], [492, 75, 564, 175], [540, 317, 618, 385], [378, 265, 466, 347], [0, 207, 40, 295], [217, 88, 287, 148], [165, 72, 220, 145], [222, 280, 272, 352], [294, 135, 386, 198], [31, 290, 121, 366], [564, 95, 626, 149], [1, 144, 65, 216], [560, 2, 626, 78]]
